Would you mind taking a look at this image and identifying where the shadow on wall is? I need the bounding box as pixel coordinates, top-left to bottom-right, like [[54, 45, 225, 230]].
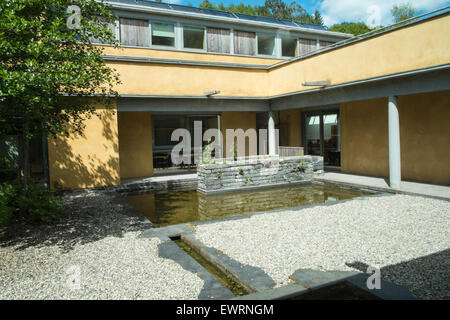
[[0, 189, 151, 252], [48, 106, 120, 190], [346, 248, 450, 300]]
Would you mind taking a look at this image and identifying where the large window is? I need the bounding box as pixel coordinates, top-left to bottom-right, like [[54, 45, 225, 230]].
[[234, 30, 256, 56], [257, 34, 275, 56], [152, 23, 175, 47], [299, 38, 317, 56], [120, 18, 149, 47], [206, 27, 230, 53], [183, 26, 205, 49], [281, 37, 297, 57]]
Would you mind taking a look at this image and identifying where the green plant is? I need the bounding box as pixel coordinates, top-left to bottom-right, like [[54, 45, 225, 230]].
[[0, 0, 120, 193], [296, 160, 305, 172], [0, 183, 62, 225], [0, 183, 16, 227], [17, 186, 62, 223], [238, 167, 244, 175]]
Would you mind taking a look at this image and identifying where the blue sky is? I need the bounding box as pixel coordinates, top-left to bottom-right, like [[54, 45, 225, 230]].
[[162, 0, 450, 27]]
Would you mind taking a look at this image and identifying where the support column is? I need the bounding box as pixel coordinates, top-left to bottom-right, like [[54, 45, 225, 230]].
[[217, 114, 222, 159], [268, 111, 276, 155], [388, 95, 401, 189]]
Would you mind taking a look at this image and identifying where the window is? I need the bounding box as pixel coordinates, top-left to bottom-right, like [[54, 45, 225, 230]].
[[299, 38, 317, 56], [152, 23, 175, 47], [234, 30, 256, 55], [281, 37, 297, 57], [120, 18, 149, 47], [206, 27, 230, 53], [257, 34, 275, 56], [183, 26, 205, 49]]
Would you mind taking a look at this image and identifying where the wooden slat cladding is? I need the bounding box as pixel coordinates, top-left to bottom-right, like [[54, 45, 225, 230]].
[[120, 18, 149, 47], [319, 40, 335, 48], [299, 38, 317, 56], [234, 30, 256, 56], [206, 27, 230, 53]]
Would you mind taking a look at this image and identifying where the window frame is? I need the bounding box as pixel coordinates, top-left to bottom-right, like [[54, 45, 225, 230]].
[[150, 20, 176, 49], [181, 24, 207, 52], [280, 35, 298, 58], [256, 32, 277, 57]]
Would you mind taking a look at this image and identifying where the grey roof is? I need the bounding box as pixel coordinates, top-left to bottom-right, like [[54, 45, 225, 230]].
[[107, 0, 328, 31]]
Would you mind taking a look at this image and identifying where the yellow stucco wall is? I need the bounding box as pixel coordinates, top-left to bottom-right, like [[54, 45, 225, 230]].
[[48, 104, 120, 190], [221, 111, 257, 157], [108, 61, 268, 96], [398, 91, 450, 185], [341, 91, 450, 185], [101, 46, 282, 65], [117, 112, 153, 179], [268, 14, 450, 96], [102, 14, 450, 98], [280, 109, 302, 147], [340, 98, 389, 178]]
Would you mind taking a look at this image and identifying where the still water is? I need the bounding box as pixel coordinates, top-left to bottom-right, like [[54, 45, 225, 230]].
[[124, 183, 371, 227]]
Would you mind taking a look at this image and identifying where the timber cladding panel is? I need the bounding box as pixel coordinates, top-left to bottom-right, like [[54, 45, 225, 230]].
[[234, 30, 256, 56], [120, 18, 150, 47], [206, 27, 231, 54]]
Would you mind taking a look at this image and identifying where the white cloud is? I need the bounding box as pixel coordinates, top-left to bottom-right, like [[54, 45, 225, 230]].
[[319, 0, 450, 27]]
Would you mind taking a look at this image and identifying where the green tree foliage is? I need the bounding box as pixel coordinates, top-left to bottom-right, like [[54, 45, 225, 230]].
[[329, 22, 373, 36], [199, 0, 324, 26], [0, 0, 120, 192], [391, 2, 416, 23]]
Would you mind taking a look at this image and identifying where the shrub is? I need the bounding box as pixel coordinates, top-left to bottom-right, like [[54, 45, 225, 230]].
[[0, 183, 62, 226], [0, 183, 17, 227], [17, 186, 62, 223]]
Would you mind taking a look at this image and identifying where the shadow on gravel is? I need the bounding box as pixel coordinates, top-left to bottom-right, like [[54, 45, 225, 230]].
[[346, 248, 450, 300], [0, 190, 152, 252]]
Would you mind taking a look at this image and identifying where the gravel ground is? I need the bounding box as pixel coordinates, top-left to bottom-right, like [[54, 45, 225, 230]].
[[194, 194, 450, 300], [0, 190, 203, 300]]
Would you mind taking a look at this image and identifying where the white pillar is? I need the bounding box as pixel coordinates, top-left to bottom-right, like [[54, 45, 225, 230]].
[[388, 96, 401, 189], [268, 111, 276, 156]]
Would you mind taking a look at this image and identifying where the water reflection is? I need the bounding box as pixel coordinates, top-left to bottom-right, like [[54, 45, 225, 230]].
[[124, 184, 370, 227]]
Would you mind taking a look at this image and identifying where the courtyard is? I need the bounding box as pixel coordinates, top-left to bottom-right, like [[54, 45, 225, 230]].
[[1, 178, 448, 300]]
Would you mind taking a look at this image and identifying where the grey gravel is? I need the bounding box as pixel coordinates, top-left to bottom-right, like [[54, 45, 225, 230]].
[[0, 190, 203, 300], [194, 194, 450, 300]]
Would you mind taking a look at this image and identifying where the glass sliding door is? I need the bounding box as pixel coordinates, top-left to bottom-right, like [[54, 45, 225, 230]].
[[152, 114, 218, 171], [322, 113, 340, 166], [305, 115, 321, 156], [303, 111, 340, 166]]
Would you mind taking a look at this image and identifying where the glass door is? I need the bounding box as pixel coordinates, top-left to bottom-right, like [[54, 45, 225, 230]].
[[304, 111, 340, 166], [305, 115, 322, 156]]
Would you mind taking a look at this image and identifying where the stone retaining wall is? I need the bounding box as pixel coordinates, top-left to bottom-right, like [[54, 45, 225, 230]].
[[198, 155, 323, 194]]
